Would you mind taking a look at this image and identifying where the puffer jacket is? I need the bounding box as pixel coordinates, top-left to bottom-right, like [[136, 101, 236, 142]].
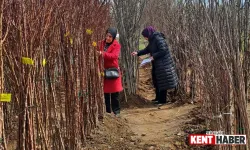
[[137, 32, 178, 90]]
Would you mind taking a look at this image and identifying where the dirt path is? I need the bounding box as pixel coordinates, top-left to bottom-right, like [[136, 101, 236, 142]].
[[122, 103, 196, 149], [85, 60, 250, 150], [84, 61, 199, 150], [119, 63, 197, 149]]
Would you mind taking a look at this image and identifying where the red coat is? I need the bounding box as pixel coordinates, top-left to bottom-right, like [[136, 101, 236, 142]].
[[99, 40, 123, 93]]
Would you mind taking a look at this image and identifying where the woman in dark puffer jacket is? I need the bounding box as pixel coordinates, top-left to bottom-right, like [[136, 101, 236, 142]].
[[132, 26, 178, 104]]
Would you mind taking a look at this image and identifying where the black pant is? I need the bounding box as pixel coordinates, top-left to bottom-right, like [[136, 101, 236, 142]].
[[155, 87, 167, 103], [104, 92, 120, 114], [152, 66, 167, 103]]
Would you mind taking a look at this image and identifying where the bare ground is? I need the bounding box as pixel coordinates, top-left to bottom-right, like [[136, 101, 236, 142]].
[[83, 63, 207, 150]]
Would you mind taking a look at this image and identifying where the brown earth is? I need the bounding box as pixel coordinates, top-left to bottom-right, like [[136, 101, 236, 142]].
[[83, 62, 209, 150], [83, 63, 250, 150]]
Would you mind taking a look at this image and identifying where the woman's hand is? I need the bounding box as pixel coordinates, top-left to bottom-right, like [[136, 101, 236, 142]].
[[97, 51, 102, 56], [131, 51, 138, 56]]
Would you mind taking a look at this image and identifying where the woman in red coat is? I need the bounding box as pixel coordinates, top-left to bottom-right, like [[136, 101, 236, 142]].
[[98, 27, 123, 117]]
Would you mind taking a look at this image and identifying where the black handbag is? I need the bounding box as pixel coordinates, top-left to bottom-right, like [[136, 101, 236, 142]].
[[104, 68, 120, 79]]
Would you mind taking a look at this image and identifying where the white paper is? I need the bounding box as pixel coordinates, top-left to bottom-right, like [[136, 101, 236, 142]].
[[140, 58, 152, 67]]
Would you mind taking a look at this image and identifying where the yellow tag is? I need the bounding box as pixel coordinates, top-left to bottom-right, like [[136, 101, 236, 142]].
[[70, 38, 73, 45], [99, 72, 104, 77], [0, 94, 11, 102], [64, 32, 70, 37], [92, 41, 97, 47], [22, 57, 34, 65], [86, 29, 93, 35], [42, 59, 46, 67]]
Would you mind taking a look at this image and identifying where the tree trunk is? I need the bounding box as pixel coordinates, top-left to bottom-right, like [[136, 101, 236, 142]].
[[113, 0, 147, 97], [0, 0, 6, 149]]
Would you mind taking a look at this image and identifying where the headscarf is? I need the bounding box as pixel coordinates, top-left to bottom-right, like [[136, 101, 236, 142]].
[[141, 26, 156, 38], [106, 27, 117, 42], [104, 27, 118, 51]]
